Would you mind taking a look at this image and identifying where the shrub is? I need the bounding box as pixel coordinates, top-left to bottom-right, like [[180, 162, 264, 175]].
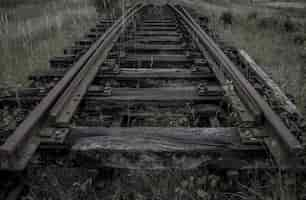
[[199, 16, 209, 25], [283, 17, 297, 32], [220, 11, 233, 25], [293, 32, 306, 45], [247, 11, 258, 21], [257, 17, 279, 29]]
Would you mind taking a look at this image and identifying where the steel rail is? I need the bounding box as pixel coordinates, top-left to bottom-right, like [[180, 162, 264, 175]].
[[49, 4, 145, 125], [169, 4, 303, 155], [0, 3, 143, 170]]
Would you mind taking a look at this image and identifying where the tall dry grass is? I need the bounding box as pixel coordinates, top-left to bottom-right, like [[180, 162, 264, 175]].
[[0, 0, 98, 86]]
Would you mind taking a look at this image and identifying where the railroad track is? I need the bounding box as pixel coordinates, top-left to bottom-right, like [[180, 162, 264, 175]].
[[0, 2, 305, 180]]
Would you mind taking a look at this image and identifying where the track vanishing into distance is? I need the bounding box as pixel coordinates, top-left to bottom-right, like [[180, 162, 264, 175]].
[[1, 3, 306, 197]]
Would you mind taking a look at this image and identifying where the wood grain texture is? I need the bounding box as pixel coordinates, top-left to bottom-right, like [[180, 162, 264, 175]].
[[71, 127, 241, 152], [70, 127, 265, 169]]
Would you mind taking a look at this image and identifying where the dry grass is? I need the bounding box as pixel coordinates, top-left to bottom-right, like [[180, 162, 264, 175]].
[[0, 0, 98, 86]]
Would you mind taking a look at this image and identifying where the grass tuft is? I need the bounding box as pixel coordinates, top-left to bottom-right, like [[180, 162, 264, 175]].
[[220, 11, 234, 25]]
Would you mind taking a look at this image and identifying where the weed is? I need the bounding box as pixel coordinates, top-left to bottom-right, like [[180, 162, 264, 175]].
[[283, 16, 297, 32], [220, 11, 234, 25], [293, 32, 306, 45], [257, 16, 279, 29], [247, 11, 258, 20]]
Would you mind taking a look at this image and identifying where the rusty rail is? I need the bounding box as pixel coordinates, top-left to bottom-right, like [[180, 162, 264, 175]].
[[0, 3, 144, 170]]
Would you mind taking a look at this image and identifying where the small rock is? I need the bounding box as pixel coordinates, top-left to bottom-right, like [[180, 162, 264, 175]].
[[181, 180, 188, 188], [208, 175, 220, 189], [227, 170, 239, 178], [197, 189, 209, 199]]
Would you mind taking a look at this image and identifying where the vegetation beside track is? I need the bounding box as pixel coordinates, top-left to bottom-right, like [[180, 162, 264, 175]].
[[179, 0, 306, 111]]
